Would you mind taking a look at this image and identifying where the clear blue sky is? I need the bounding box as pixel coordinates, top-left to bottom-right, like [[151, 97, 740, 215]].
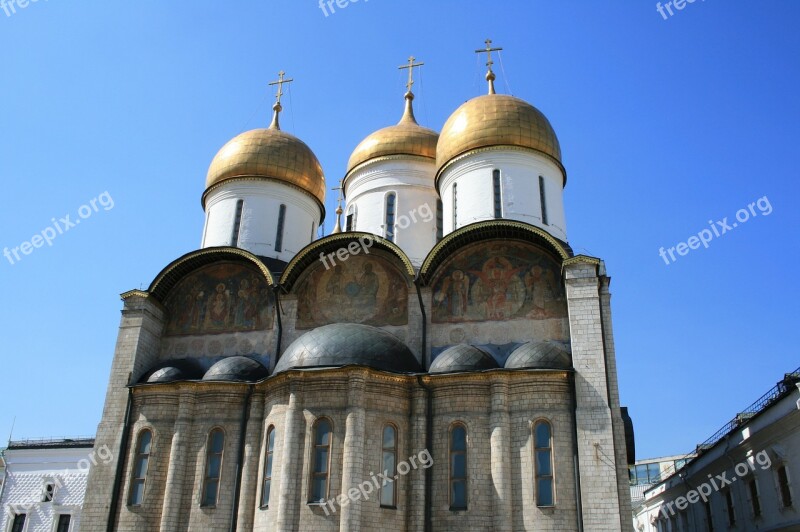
[[1, 1, 797, 460]]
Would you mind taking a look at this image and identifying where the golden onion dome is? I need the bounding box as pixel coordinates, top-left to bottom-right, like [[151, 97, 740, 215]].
[[204, 104, 326, 209], [436, 93, 563, 179], [346, 92, 438, 178]]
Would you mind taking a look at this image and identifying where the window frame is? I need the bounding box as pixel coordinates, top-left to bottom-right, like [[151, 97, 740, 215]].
[[128, 428, 153, 507], [492, 169, 503, 218], [723, 487, 736, 527], [384, 192, 397, 242], [452, 183, 458, 229], [777, 464, 793, 508], [308, 417, 334, 504], [56, 513, 72, 532], [533, 419, 556, 507], [41, 480, 56, 503], [10, 513, 26, 532], [201, 427, 226, 508], [260, 425, 276, 509], [747, 476, 761, 518], [538, 175, 549, 226], [275, 204, 287, 252], [231, 199, 244, 246], [449, 422, 468, 510], [379, 423, 399, 508]]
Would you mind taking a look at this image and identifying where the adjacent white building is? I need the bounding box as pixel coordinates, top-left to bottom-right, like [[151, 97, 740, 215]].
[[633, 367, 800, 532], [0, 438, 96, 532]]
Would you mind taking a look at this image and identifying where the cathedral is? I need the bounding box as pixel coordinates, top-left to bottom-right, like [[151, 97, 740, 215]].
[[81, 44, 635, 531]]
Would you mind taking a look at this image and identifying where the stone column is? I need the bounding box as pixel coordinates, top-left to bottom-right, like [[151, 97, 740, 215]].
[[407, 382, 428, 531], [490, 379, 512, 532], [237, 392, 265, 531], [276, 384, 303, 531], [159, 389, 196, 532], [340, 373, 366, 531], [564, 257, 622, 531]]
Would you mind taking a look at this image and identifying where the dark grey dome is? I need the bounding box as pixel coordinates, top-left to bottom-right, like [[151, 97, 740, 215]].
[[429, 344, 498, 374], [505, 342, 571, 370], [274, 323, 420, 374], [202, 356, 269, 382], [143, 358, 204, 383]]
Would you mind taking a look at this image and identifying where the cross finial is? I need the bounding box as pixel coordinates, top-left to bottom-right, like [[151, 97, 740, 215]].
[[331, 179, 345, 234], [267, 70, 294, 130], [475, 39, 503, 94], [399, 56, 424, 94]]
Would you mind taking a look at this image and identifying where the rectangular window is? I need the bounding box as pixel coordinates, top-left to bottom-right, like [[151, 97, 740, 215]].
[[310, 418, 332, 503], [129, 429, 152, 506], [778, 465, 793, 507], [452, 183, 458, 229], [202, 429, 225, 507], [493, 169, 502, 218], [704, 500, 714, 532], [380, 425, 397, 507], [436, 200, 443, 241], [724, 489, 736, 526], [748, 478, 761, 517], [42, 481, 55, 502], [450, 424, 467, 509], [534, 421, 555, 506], [539, 176, 548, 225], [57, 514, 71, 532], [275, 204, 286, 253], [231, 199, 244, 246], [10, 514, 26, 532], [385, 194, 396, 242], [261, 427, 276, 508], [346, 213, 354, 232]]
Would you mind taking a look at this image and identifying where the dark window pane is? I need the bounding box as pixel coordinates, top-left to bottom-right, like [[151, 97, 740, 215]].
[[203, 479, 219, 506], [749, 479, 761, 516], [11, 514, 26, 532], [311, 477, 327, 501], [130, 481, 145, 505], [210, 430, 225, 453], [451, 427, 466, 451], [57, 514, 71, 532], [139, 431, 152, 454], [265, 454, 273, 478], [383, 426, 396, 448], [779, 466, 792, 507], [380, 478, 395, 506], [536, 450, 552, 476], [262, 480, 271, 507], [537, 478, 554, 506], [383, 452, 396, 475], [208, 455, 222, 478], [315, 421, 331, 445], [452, 453, 466, 478], [535, 423, 551, 448], [134, 456, 149, 478], [648, 463, 661, 483], [451, 480, 466, 508], [314, 449, 329, 473]]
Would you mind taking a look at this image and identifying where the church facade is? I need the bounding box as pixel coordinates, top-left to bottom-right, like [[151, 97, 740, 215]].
[[80, 48, 634, 531]]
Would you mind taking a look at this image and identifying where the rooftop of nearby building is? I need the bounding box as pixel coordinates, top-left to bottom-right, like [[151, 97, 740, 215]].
[[6, 436, 95, 450]]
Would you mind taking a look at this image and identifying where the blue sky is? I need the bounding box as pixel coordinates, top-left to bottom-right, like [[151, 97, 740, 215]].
[[0, 1, 797, 460]]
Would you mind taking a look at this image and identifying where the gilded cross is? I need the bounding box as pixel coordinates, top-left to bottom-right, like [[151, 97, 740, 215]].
[[398, 56, 424, 93], [475, 39, 502, 70], [268, 70, 294, 106]]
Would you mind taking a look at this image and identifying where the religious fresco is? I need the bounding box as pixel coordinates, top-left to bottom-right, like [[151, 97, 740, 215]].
[[431, 241, 566, 323], [163, 262, 274, 336], [295, 254, 409, 329]]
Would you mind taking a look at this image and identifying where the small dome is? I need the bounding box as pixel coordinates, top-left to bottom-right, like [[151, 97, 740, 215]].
[[436, 94, 561, 176], [429, 344, 498, 374], [142, 358, 204, 384], [347, 93, 438, 175], [202, 356, 269, 382], [205, 128, 326, 206], [505, 342, 571, 370], [275, 323, 420, 374]]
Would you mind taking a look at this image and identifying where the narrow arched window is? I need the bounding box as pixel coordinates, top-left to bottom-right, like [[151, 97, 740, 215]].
[[275, 204, 286, 252], [539, 176, 549, 226], [380, 424, 398, 507], [310, 418, 332, 503], [201, 428, 225, 507], [128, 429, 152, 506], [493, 169, 502, 218], [450, 423, 467, 510], [231, 199, 244, 246], [534, 420, 554, 507], [452, 184, 458, 229], [385, 193, 397, 242], [346, 206, 356, 232], [261, 426, 276, 508], [436, 199, 443, 241], [778, 465, 793, 508]]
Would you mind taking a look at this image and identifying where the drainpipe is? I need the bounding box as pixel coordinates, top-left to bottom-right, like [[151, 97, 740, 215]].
[[570, 372, 584, 532], [416, 375, 433, 532], [230, 384, 255, 532], [272, 285, 284, 368], [107, 385, 134, 532]]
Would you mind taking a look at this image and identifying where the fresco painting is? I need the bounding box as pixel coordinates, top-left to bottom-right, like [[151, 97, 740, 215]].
[[296, 255, 409, 328], [164, 262, 274, 335], [432, 242, 566, 323]]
